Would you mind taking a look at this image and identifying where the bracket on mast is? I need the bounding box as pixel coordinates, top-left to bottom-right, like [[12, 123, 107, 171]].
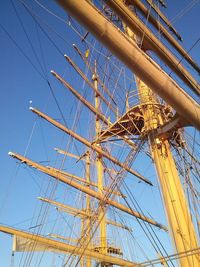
[[156, 113, 190, 141], [94, 105, 144, 144]]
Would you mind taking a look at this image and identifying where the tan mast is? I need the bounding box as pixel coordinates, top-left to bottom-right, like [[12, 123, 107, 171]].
[[54, 0, 200, 265], [0, 1, 199, 265], [123, 5, 200, 266], [55, 0, 200, 131], [124, 3, 200, 263], [137, 77, 199, 266], [93, 61, 107, 263], [123, 3, 200, 264], [82, 151, 92, 267]]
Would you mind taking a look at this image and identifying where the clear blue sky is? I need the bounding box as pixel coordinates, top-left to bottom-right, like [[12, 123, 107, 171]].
[[0, 0, 200, 266]]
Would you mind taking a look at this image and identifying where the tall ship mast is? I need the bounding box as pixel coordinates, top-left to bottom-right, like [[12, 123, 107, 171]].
[[0, 1, 200, 266]]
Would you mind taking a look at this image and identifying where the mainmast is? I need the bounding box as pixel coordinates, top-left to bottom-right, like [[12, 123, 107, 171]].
[[121, 5, 199, 265], [123, 14, 200, 266], [120, 2, 200, 266], [56, 0, 200, 131], [122, 4, 200, 263], [55, 0, 200, 265], [136, 77, 199, 266], [119, 3, 200, 266], [0, 0, 199, 266]]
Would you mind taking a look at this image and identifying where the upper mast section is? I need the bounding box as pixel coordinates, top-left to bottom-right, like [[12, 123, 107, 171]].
[[55, 0, 200, 131]]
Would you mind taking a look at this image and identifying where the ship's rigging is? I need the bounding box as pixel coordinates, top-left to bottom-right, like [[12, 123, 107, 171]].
[[0, 0, 200, 266]]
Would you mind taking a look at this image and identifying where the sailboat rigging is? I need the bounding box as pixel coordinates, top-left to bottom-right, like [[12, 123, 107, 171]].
[[0, 0, 200, 266]]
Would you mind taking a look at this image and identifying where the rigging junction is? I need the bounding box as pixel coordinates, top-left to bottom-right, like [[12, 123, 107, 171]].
[[0, 0, 200, 266]]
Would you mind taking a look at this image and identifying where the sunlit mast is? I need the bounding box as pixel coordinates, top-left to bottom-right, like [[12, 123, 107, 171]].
[[0, 0, 200, 266], [123, 6, 200, 267], [55, 0, 200, 265]]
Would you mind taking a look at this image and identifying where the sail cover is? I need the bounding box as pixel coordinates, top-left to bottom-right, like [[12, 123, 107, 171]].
[[12, 235, 60, 253]]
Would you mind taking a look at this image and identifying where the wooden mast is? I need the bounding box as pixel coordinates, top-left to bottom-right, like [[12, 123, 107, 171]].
[[123, 3, 200, 266], [0, 1, 199, 266], [93, 61, 108, 265], [55, 0, 200, 131], [82, 151, 92, 267], [54, 0, 200, 264], [137, 78, 200, 266]]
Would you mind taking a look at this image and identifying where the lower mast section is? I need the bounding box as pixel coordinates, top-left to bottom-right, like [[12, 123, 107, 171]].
[[93, 62, 112, 267], [137, 78, 200, 266]]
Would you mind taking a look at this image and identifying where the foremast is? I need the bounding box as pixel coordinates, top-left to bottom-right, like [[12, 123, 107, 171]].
[[93, 62, 108, 263], [82, 151, 92, 267]]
